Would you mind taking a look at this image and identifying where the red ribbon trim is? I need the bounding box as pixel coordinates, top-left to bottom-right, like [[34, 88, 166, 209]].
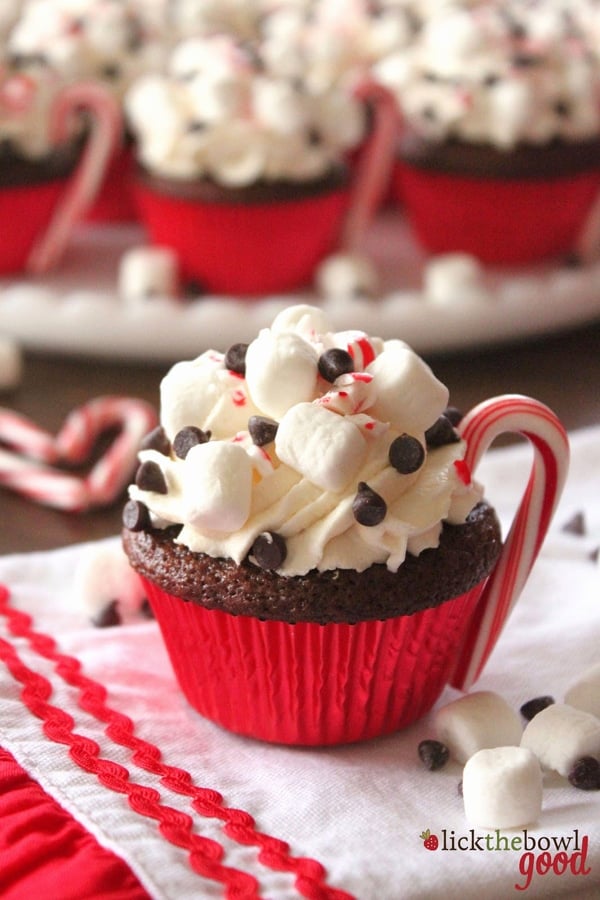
[[0, 584, 354, 900]]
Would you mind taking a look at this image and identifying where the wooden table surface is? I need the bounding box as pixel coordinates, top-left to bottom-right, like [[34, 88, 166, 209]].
[[2, 319, 599, 556]]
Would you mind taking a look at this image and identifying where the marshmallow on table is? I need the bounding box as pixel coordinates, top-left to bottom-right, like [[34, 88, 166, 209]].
[[0, 336, 23, 391], [424, 253, 492, 306], [463, 746, 543, 829], [118, 246, 179, 304], [564, 662, 600, 718], [315, 252, 380, 299], [520, 703, 600, 777], [434, 691, 524, 764], [72, 543, 147, 624]]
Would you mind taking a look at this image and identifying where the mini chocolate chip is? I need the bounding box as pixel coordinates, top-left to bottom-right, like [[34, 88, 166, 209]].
[[135, 460, 168, 494], [224, 342, 248, 375], [418, 739, 450, 771], [352, 482, 387, 526], [122, 499, 151, 532], [140, 425, 171, 456], [589, 546, 600, 564], [250, 532, 287, 569], [388, 434, 425, 474], [562, 511, 586, 536], [92, 600, 121, 628], [248, 415, 278, 446], [317, 348, 354, 383], [519, 695, 555, 721], [101, 62, 121, 80], [173, 426, 211, 459], [568, 756, 600, 791], [563, 251, 582, 269], [457, 779, 463, 797], [444, 406, 463, 427], [425, 415, 460, 448], [140, 598, 155, 620]]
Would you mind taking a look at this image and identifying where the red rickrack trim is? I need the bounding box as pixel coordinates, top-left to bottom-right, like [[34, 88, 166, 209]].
[[0, 585, 355, 900]]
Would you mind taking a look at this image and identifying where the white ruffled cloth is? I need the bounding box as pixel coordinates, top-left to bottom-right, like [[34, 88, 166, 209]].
[[0, 427, 599, 900]]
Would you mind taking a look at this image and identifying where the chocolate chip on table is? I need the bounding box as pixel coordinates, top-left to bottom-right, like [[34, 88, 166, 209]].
[[224, 342, 249, 375], [140, 425, 171, 456], [122, 499, 151, 532], [388, 434, 425, 474], [317, 348, 354, 383], [92, 600, 121, 628], [173, 425, 211, 459], [248, 415, 278, 446], [561, 511, 586, 536], [425, 415, 460, 448], [418, 739, 450, 771], [250, 532, 287, 569], [135, 460, 168, 494], [352, 482, 387, 526], [519, 695, 555, 721], [568, 756, 600, 791]]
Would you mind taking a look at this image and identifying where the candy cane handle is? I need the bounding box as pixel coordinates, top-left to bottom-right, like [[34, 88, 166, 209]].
[[340, 77, 400, 252], [450, 395, 569, 691], [27, 81, 122, 274]]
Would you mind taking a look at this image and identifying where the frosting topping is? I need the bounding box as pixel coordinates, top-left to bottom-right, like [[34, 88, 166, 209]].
[[124, 32, 367, 186], [375, 1, 600, 149], [128, 304, 484, 576]]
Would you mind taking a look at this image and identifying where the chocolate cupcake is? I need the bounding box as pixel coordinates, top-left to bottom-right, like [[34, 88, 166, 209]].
[[125, 33, 368, 295], [122, 304, 505, 746]]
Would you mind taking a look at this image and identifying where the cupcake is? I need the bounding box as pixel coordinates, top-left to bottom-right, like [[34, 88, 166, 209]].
[[122, 303, 503, 746], [7, 0, 166, 222], [125, 34, 370, 295], [0, 63, 120, 274], [374, 1, 600, 264]]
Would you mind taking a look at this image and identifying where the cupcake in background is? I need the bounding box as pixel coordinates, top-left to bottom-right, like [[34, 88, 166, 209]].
[[374, 0, 600, 264], [6, 0, 166, 222], [0, 62, 121, 274], [125, 32, 386, 296]]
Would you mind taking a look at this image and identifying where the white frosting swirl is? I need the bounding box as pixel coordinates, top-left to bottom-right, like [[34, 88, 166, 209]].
[[129, 305, 484, 576]]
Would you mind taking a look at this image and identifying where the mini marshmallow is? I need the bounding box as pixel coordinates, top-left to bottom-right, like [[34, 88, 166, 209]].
[[244, 329, 319, 419], [160, 352, 260, 441], [182, 440, 252, 531], [520, 703, 600, 777], [72, 542, 146, 622], [366, 340, 449, 434], [119, 246, 179, 304], [424, 254, 491, 306], [276, 402, 367, 492], [565, 662, 600, 718], [0, 335, 22, 391], [434, 691, 523, 764], [463, 746, 543, 830], [315, 252, 380, 299]]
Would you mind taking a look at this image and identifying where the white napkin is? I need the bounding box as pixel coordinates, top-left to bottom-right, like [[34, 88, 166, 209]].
[[1, 427, 599, 900]]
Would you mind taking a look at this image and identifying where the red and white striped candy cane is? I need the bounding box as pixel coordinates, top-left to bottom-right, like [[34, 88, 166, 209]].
[[0, 396, 157, 511], [340, 77, 400, 252], [450, 394, 570, 691], [27, 81, 122, 274]]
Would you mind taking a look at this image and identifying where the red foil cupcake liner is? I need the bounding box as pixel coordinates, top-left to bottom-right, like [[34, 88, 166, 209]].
[[135, 183, 350, 295], [142, 576, 484, 746], [393, 161, 600, 264], [86, 144, 138, 223], [0, 180, 68, 275]]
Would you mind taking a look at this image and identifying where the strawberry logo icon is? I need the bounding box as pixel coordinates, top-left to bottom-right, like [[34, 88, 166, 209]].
[[420, 829, 439, 851]]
